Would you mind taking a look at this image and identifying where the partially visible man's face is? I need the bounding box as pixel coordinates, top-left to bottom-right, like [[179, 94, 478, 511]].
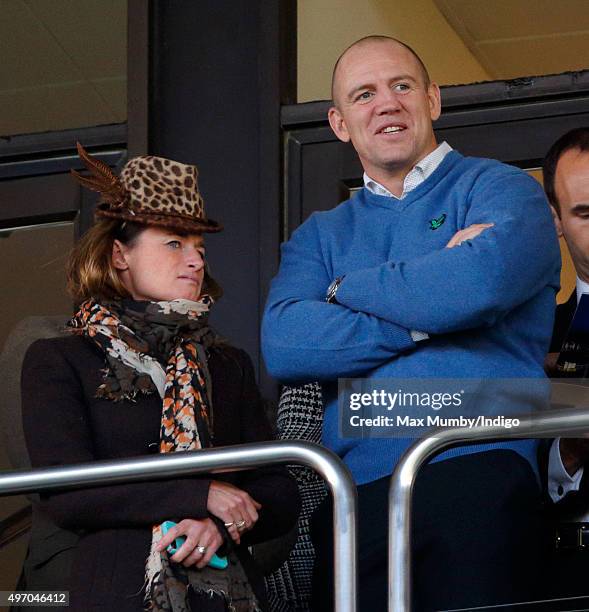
[[328, 40, 441, 183], [554, 148, 589, 283]]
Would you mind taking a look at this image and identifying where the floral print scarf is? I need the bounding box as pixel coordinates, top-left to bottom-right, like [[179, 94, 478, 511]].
[[68, 298, 259, 611]]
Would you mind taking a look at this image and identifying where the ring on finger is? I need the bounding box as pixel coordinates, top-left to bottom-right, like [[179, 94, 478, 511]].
[[196, 545, 207, 554], [223, 521, 234, 528], [235, 519, 246, 530]]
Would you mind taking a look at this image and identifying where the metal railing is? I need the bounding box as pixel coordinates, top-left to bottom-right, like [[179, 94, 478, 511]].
[[8, 410, 587, 612], [388, 407, 589, 612], [0, 440, 358, 612]]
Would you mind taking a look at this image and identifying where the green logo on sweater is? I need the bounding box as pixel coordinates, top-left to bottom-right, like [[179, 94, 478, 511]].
[[429, 213, 446, 230]]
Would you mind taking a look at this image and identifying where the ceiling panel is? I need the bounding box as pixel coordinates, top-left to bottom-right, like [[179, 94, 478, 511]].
[[480, 33, 589, 79], [436, 0, 589, 40], [435, 0, 589, 79]]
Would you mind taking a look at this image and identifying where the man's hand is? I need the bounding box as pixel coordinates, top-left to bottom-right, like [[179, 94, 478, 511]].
[[156, 517, 223, 568], [207, 480, 262, 545], [560, 438, 589, 476], [446, 223, 494, 249]]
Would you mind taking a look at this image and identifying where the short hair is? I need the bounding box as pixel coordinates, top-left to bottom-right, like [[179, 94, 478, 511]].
[[543, 127, 589, 215], [66, 219, 222, 304], [331, 35, 431, 105]]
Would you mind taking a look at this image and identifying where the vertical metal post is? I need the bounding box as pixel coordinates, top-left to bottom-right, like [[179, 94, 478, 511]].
[[388, 409, 589, 612], [318, 447, 358, 612]]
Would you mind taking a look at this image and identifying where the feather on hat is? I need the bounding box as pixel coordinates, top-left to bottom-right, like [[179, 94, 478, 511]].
[[71, 142, 222, 233]]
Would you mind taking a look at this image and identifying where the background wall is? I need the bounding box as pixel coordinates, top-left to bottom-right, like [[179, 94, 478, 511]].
[[529, 168, 576, 304], [297, 0, 490, 102]]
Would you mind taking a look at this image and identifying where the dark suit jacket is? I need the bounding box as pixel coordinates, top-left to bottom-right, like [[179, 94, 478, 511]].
[[549, 290, 577, 353], [542, 290, 589, 519], [22, 336, 300, 611]]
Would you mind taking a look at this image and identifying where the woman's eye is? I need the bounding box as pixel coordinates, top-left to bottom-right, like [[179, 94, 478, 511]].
[[166, 240, 181, 249]]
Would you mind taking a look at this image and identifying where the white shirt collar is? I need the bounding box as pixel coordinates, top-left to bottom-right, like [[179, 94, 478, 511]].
[[363, 141, 453, 200], [576, 276, 589, 304]]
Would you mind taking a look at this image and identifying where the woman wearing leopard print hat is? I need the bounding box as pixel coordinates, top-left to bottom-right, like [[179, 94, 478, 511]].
[[21, 143, 300, 612]]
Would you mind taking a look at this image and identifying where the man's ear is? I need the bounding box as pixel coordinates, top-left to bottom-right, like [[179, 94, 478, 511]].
[[550, 205, 564, 238], [428, 82, 441, 122], [328, 106, 351, 143], [112, 240, 129, 270]]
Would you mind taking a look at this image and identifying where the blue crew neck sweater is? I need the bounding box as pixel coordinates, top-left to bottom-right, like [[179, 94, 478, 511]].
[[262, 151, 561, 485]]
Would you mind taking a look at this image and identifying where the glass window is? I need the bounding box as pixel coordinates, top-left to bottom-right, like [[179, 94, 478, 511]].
[[0, 0, 127, 137], [0, 221, 74, 349], [0, 221, 75, 592]]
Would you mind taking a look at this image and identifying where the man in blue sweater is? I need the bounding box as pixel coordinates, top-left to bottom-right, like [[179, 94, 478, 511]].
[[262, 36, 561, 611]]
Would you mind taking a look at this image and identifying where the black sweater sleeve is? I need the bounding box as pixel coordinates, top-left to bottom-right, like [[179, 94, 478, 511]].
[[215, 348, 301, 545], [22, 338, 211, 531]]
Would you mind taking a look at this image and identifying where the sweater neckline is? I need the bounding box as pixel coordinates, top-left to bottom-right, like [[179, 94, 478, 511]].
[[358, 150, 463, 211]]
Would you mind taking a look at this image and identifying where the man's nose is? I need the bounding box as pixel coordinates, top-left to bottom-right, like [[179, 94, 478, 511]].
[[375, 87, 401, 113]]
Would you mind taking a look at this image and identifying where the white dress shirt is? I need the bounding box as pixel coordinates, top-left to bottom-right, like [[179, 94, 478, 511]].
[[576, 277, 589, 304], [363, 141, 453, 200]]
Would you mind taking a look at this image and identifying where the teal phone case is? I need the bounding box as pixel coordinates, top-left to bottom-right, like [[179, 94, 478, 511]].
[[208, 553, 229, 570], [160, 520, 228, 569]]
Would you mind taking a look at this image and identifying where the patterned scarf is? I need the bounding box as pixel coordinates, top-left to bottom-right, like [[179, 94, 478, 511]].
[[68, 298, 260, 611]]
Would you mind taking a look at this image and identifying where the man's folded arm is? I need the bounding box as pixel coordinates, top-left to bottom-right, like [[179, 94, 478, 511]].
[[262, 214, 416, 383], [336, 169, 561, 334]]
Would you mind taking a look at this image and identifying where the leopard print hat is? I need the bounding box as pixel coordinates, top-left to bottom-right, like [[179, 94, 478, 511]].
[[71, 142, 222, 233]]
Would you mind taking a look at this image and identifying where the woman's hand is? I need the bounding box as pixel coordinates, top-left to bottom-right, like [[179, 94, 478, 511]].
[[156, 518, 223, 569], [207, 480, 262, 545]]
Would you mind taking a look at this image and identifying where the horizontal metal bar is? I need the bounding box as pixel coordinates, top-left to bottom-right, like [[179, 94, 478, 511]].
[[0, 440, 357, 612], [389, 408, 589, 612], [0, 124, 127, 159], [0, 149, 126, 180]]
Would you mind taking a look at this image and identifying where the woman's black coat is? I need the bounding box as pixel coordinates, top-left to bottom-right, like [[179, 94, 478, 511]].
[[22, 335, 300, 611]]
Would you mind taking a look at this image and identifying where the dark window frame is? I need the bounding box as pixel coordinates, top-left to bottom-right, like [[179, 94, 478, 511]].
[[0, 125, 127, 238]]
